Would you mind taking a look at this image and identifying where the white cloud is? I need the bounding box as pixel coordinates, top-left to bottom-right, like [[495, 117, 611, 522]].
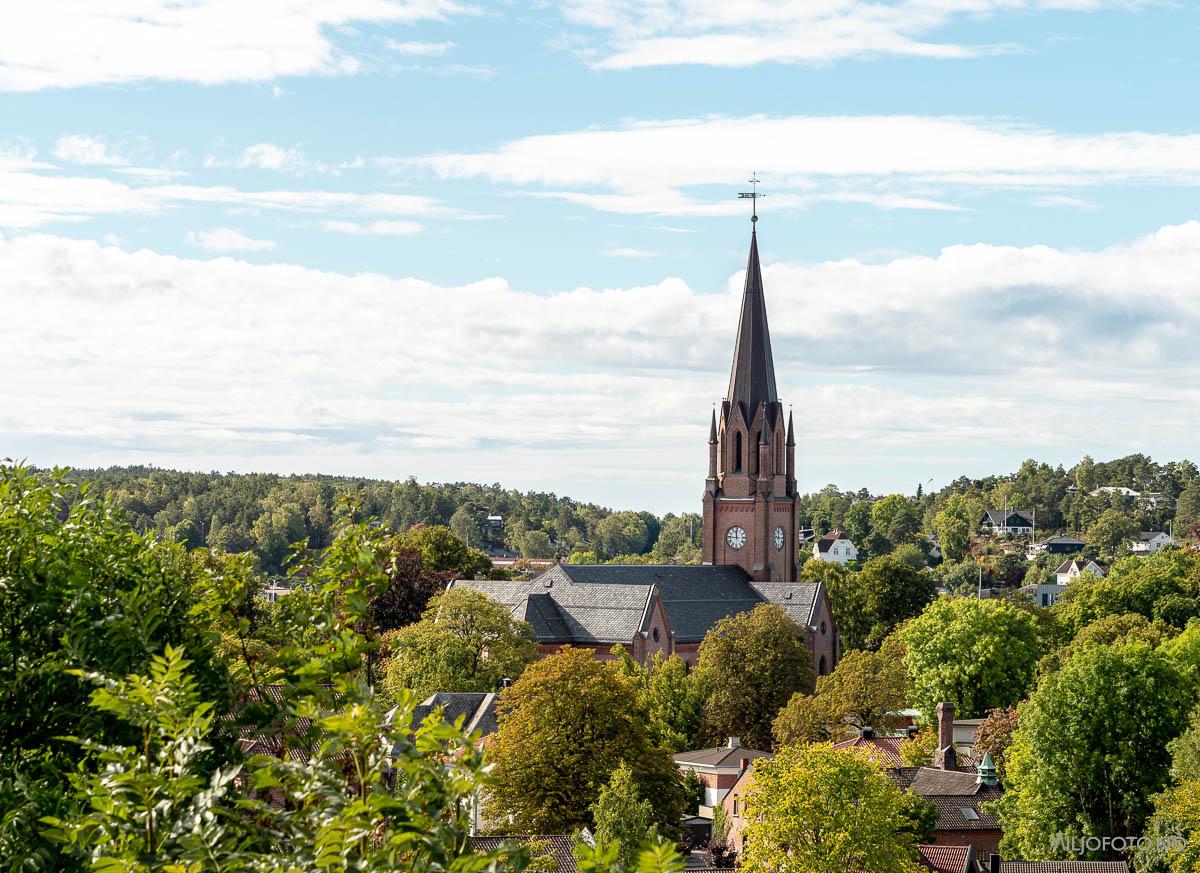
[[0, 157, 444, 228], [558, 0, 1149, 69], [386, 39, 456, 55], [3, 223, 1200, 508], [1032, 194, 1101, 210], [185, 227, 276, 252], [322, 219, 423, 235], [602, 246, 657, 258], [0, 1, 475, 91], [52, 134, 128, 166], [413, 114, 1200, 215]]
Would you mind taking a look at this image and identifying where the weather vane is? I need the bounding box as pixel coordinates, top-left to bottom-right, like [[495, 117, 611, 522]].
[[738, 173, 764, 223]]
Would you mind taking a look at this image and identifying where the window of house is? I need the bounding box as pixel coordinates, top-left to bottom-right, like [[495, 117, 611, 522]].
[[652, 627, 660, 642], [734, 431, 743, 472], [819, 655, 827, 675]]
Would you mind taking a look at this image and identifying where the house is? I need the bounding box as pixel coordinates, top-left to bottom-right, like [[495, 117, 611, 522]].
[[1026, 534, 1087, 560], [1091, 486, 1166, 511], [397, 692, 500, 742], [1131, 531, 1174, 554], [833, 727, 907, 767], [258, 582, 294, 603], [1019, 582, 1067, 608], [452, 563, 838, 675], [674, 737, 770, 806], [813, 529, 858, 564], [1056, 558, 1105, 586], [1090, 486, 1139, 499], [980, 510, 1035, 536]]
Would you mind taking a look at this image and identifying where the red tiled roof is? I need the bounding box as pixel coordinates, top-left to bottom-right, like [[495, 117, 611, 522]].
[[834, 735, 906, 766], [919, 844, 973, 873]]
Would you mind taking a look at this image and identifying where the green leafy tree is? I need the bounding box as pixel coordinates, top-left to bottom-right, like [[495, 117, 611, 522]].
[[590, 764, 660, 869], [1054, 550, 1200, 636], [842, 502, 874, 558], [616, 650, 707, 752], [773, 637, 908, 746], [516, 529, 555, 559], [1176, 481, 1200, 538], [0, 465, 229, 871], [449, 504, 483, 547], [740, 743, 923, 873], [696, 604, 815, 751], [382, 587, 537, 700], [1087, 508, 1138, 557], [901, 597, 1044, 721], [486, 647, 684, 834], [997, 641, 1192, 859], [932, 494, 975, 562], [596, 512, 651, 558], [831, 556, 936, 652], [399, 524, 492, 577]]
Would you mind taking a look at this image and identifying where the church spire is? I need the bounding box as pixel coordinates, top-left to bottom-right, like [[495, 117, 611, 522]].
[[709, 408, 718, 444], [726, 228, 778, 423]]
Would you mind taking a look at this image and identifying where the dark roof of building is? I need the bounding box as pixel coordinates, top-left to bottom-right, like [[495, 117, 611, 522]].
[[885, 767, 1001, 831], [814, 529, 847, 553], [468, 835, 577, 873], [1041, 534, 1087, 546], [1134, 530, 1168, 541], [982, 509, 1035, 526], [674, 743, 771, 768], [918, 845, 975, 873], [998, 864, 1128, 872], [726, 230, 778, 425], [453, 564, 826, 646], [408, 692, 500, 739]]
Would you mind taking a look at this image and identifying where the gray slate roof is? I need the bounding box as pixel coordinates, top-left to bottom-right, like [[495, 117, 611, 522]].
[[674, 744, 771, 768], [407, 692, 500, 739], [469, 836, 577, 872], [453, 564, 825, 646]]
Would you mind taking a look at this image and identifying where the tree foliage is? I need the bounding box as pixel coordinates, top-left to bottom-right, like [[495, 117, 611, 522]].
[[901, 596, 1044, 721], [695, 605, 815, 751], [740, 744, 923, 873], [998, 641, 1193, 860], [485, 647, 684, 835], [381, 587, 537, 700], [590, 764, 660, 870]]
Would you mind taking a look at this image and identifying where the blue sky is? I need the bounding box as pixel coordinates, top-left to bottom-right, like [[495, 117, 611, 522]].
[[3, 1, 1200, 514]]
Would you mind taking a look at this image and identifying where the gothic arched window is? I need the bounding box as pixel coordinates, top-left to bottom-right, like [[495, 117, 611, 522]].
[[734, 431, 743, 472]]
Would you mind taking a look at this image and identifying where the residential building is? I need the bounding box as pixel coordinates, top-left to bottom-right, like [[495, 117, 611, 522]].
[[833, 727, 906, 767], [258, 582, 294, 603], [1056, 558, 1106, 586], [451, 223, 838, 677], [1026, 534, 1087, 560], [1131, 530, 1174, 554], [812, 529, 858, 564], [980, 510, 1035, 536], [468, 836, 577, 871], [674, 737, 769, 806], [1019, 582, 1067, 608], [919, 845, 977, 873]]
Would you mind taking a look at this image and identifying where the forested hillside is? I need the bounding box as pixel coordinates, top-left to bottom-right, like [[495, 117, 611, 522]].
[[52, 452, 1200, 578]]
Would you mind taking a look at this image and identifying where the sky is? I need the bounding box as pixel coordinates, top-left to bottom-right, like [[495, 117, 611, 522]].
[[3, 1, 1200, 515]]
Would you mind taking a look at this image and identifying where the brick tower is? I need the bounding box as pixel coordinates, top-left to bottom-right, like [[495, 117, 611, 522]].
[[701, 223, 799, 582]]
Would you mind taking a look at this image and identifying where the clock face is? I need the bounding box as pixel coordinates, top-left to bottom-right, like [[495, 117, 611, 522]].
[[726, 526, 747, 550], [774, 527, 785, 550]]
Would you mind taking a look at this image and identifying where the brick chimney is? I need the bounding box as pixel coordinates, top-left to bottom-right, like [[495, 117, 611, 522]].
[[934, 701, 957, 771], [727, 736, 741, 748]]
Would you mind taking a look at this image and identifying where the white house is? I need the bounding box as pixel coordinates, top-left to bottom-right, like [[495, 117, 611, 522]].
[[1020, 582, 1067, 607], [813, 529, 858, 564], [258, 582, 294, 603], [1056, 558, 1106, 586], [1131, 531, 1174, 554]]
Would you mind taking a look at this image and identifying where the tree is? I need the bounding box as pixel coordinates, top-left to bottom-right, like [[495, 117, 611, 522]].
[[597, 511, 651, 557], [651, 513, 701, 564], [367, 541, 445, 632], [0, 465, 229, 871], [619, 650, 706, 752], [1177, 481, 1200, 538], [997, 641, 1192, 860], [974, 706, 1019, 783], [901, 597, 1044, 721], [773, 637, 909, 747], [932, 494, 974, 562], [449, 504, 483, 547], [1138, 706, 1200, 872], [830, 556, 936, 652], [740, 743, 923, 873], [516, 529, 555, 559], [398, 524, 492, 577], [696, 604, 815, 751], [842, 502, 874, 557], [382, 587, 537, 699], [486, 647, 684, 834], [591, 764, 660, 869], [1087, 508, 1138, 557], [1054, 550, 1200, 636]]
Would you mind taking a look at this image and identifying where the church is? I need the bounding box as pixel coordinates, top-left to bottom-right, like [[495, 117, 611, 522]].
[[451, 220, 839, 677]]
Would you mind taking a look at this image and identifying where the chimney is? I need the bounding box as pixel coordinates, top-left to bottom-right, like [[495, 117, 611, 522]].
[[727, 736, 741, 748], [934, 701, 957, 771], [860, 726, 874, 740]]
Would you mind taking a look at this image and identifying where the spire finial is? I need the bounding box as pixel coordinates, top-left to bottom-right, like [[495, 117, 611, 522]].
[[738, 174, 764, 226]]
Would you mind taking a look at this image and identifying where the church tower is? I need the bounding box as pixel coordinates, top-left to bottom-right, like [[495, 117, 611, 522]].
[[701, 221, 799, 582]]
